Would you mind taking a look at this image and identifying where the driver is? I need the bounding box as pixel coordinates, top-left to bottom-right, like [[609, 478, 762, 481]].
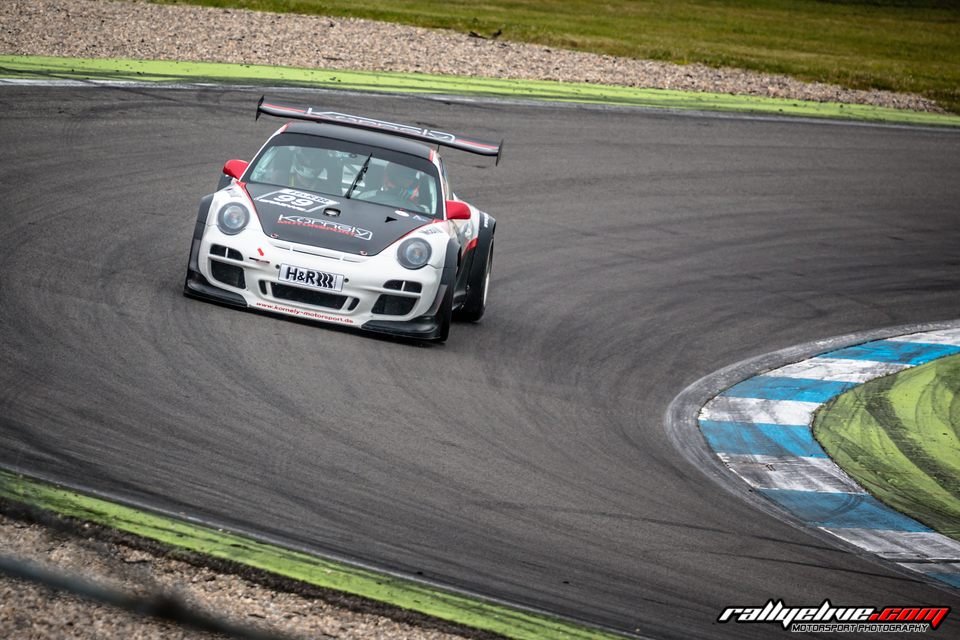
[[380, 162, 420, 206], [288, 147, 322, 190]]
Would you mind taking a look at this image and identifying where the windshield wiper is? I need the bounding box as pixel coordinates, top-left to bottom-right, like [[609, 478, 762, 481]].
[[344, 154, 373, 199]]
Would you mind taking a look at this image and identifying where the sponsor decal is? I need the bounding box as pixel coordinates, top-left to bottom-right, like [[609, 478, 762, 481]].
[[279, 264, 344, 292], [307, 110, 458, 146], [419, 225, 444, 236], [255, 189, 339, 213], [254, 301, 354, 324], [277, 214, 372, 240], [394, 209, 410, 218], [718, 600, 950, 633], [482, 211, 490, 228]]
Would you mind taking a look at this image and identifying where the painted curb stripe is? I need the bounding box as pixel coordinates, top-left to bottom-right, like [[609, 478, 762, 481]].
[[699, 420, 825, 457], [721, 376, 856, 403], [719, 454, 864, 493], [767, 357, 909, 383], [824, 340, 960, 365], [697, 330, 960, 590], [887, 329, 960, 346], [759, 489, 934, 532], [901, 562, 960, 579], [822, 528, 960, 561], [910, 567, 960, 589], [700, 396, 820, 426]]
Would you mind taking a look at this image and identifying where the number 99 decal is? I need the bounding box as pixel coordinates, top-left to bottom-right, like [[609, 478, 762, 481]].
[[255, 188, 340, 213]]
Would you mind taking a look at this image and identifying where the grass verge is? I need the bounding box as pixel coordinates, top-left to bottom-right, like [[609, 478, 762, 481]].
[[153, 0, 960, 114], [0, 469, 625, 640], [3, 55, 960, 127], [813, 354, 960, 541]]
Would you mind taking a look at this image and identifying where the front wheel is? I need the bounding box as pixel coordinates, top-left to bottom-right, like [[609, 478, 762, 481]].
[[435, 281, 454, 342], [456, 236, 493, 322]]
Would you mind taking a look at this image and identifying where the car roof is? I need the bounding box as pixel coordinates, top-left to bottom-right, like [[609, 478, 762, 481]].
[[282, 122, 434, 160]]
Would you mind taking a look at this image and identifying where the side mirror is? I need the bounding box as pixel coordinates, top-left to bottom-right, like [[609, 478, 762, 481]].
[[223, 159, 249, 180], [445, 200, 471, 220]]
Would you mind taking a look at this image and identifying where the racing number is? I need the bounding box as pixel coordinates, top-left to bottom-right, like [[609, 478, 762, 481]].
[[272, 194, 315, 208], [254, 189, 339, 213]]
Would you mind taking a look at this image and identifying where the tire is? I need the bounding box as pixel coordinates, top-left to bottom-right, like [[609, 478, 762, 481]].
[[184, 195, 213, 295], [435, 281, 454, 342], [456, 236, 493, 322]]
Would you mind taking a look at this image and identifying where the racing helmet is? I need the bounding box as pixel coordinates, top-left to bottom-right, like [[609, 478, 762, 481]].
[[290, 147, 317, 187], [383, 161, 417, 191]]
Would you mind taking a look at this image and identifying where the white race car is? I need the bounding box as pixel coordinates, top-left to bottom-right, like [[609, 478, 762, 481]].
[[184, 98, 501, 342]]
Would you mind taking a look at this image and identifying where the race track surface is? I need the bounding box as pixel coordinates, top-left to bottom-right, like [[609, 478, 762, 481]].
[[2, 87, 959, 639]]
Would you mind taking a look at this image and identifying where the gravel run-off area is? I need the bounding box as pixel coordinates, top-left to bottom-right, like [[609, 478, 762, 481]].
[[0, 507, 480, 640], [0, 0, 945, 113], [0, 0, 945, 638]]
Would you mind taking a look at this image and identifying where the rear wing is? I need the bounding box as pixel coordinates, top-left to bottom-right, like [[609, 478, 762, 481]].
[[256, 97, 503, 165]]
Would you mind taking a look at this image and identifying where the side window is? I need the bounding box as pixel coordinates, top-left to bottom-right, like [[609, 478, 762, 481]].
[[417, 171, 438, 214], [248, 147, 278, 183], [438, 157, 452, 200]]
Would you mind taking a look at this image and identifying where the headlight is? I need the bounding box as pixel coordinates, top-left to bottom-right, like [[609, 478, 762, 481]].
[[217, 203, 249, 235], [397, 238, 431, 269]]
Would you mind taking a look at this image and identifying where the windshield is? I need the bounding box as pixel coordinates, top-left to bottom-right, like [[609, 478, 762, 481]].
[[246, 133, 442, 217]]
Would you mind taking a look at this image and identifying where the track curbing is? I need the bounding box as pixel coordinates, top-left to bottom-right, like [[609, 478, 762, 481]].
[[692, 326, 960, 590]]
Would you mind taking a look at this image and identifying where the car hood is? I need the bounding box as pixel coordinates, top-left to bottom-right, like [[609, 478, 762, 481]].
[[246, 183, 433, 255]]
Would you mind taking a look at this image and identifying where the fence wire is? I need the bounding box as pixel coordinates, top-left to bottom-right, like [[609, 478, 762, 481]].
[[0, 554, 300, 640]]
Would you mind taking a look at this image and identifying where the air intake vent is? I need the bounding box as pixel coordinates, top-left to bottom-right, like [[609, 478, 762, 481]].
[[372, 294, 417, 316], [211, 244, 243, 260], [383, 280, 422, 293], [210, 260, 245, 289], [271, 283, 347, 310]]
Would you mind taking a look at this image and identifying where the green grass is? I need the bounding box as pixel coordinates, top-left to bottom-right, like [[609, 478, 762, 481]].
[[0, 469, 624, 639], [813, 354, 960, 541], [152, 0, 960, 113], [7, 55, 960, 126]]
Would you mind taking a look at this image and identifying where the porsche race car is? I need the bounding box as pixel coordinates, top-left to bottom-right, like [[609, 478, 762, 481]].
[[184, 98, 501, 342]]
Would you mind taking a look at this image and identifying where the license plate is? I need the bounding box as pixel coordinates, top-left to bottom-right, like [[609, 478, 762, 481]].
[[279, 264, 344, 292]]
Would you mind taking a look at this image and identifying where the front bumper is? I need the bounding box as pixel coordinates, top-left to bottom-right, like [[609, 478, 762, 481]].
[[186, 225, 447, 339]]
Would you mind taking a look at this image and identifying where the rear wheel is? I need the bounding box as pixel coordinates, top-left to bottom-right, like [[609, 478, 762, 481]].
[[456, 236, 493, 322]]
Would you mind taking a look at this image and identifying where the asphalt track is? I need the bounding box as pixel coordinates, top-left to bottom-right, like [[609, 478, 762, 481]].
[[2, 86, 960, 639]]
